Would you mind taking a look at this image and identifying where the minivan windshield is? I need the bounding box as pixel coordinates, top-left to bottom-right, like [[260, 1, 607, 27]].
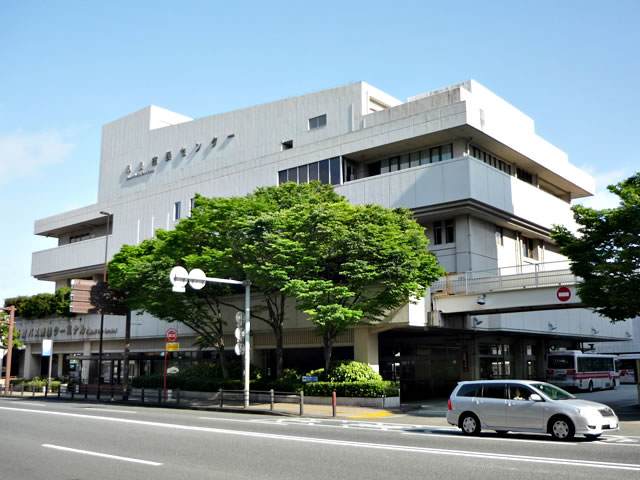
[[530, 382, 576, 400]]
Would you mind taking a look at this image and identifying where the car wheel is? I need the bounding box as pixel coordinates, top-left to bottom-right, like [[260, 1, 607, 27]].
[[460, 413, 481, 435], [550, 416, 575, 441], [585, 434, 601, 440], [588, 381, 594, 392]]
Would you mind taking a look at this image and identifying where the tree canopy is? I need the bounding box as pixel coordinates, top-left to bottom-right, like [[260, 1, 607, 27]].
[[109, 181, 443, 378], [551, 172, 640, 322]]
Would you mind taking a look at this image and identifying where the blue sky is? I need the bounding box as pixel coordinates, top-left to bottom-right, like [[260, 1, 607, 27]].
[[1, 1, 638, 303]]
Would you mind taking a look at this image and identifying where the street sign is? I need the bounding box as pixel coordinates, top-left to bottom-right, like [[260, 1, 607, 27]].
[[556, 286, 572, 302], [166, 328, 178, 342], [169, 266, 188, 293], [166, 342, 180, 352], [42, 339, 53, 357], [302, 376, 318, 383], [234, 343, 244, 356]]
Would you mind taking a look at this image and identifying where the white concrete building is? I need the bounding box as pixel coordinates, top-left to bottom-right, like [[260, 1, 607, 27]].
[[18, 80, 632, 398]]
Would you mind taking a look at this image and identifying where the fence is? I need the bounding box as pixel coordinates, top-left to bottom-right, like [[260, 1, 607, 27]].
[[431, 260, 578, 296]]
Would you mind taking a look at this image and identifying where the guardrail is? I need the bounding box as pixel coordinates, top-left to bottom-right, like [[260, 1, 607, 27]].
[[432, 261, 579, 296]]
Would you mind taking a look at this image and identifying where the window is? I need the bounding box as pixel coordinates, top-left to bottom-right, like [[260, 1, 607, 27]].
[[308, 162, 319, 181], [441, 144, 452, 161], [330, 157, 341, 185], [298, 165, 308, 184], [508, 385, 534, 401], [522, 236, 536, 259], [308, 114, 327, 130], [70, 232, 92, 243], [433, 221, 443, 245], [344, 159, 358, 182], [495, 226, 504, 246], [517, 167, 534, 185], [174, 201, 181, 221], [287, 167, 298, 183], [445, 219, 455, 243], [319, 159, 330, 184], [189, 198, 195, 217], [482, 384, 506, 399], [278, 170, 288, 184], [457, 383, 481, 397], [281, 140, 293, 151]]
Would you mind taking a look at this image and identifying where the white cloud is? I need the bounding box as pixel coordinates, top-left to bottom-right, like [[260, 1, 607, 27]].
[[0, 129, 75, 182], [574, 166, 634, 209]]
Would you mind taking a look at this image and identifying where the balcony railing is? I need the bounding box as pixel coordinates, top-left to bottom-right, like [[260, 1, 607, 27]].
[[432, 261, 579, 296]]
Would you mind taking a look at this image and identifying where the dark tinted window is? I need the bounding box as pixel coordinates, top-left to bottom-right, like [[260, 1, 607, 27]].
[[329, 157, 341, 185], [548, 355, 574, 369], [456, 384, 481, 397], [482, 383, 506, 399], [308, 162, 319, 181], [319, 159, 330, 184], [278, 170, 288, 185]]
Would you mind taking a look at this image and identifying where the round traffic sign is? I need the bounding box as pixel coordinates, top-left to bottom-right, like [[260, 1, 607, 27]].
[[556, 286, 572, 302], [166, 328, 178, 342]]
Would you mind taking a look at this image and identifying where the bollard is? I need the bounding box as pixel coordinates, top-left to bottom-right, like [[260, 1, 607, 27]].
[[219, 388, 223, 408], [45, 385, 48, 398], [157, 389, 162, 403], [141, 387, 145, 403], [332, 391, 337, 417], [382, 394, 385, 409], [270, 389, 274, 412], [21, 382, 24, 396], [111, 388, 115, 402], [71, 385, 75, 400], [176, 388, 181, 405], [58, 386, 61, 399], [300, 390, 304, 416], [32, 385, 35, 397]]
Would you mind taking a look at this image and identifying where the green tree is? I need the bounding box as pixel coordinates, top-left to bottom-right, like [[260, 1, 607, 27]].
[[284, 202, 443, 371], [0, 312, 22, 350], [551, 172, 640, 321]]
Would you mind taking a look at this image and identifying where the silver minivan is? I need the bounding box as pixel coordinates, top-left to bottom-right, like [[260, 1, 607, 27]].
[[446, 380, 619, 440]]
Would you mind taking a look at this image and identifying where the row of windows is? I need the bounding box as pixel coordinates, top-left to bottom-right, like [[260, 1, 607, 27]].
[[367, 144, 453, 177], [278, 157, 342, 186], [69, 232, 95, 243], [457, 383, 536, 400], [470, 146, 511, 175]]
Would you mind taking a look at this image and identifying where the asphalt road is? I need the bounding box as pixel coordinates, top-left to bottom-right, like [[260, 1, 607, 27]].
[[1, 394, 640, 480]]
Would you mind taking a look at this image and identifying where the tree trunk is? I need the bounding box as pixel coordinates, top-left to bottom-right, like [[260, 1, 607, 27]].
[[323, 332, 335, 373], [275, 324, 284, 380], [218, 343, 229, 379]]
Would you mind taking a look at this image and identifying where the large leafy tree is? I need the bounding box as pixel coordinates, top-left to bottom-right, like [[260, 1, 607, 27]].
[[551, 172, 640, 322], [284, 202, 443, 371]]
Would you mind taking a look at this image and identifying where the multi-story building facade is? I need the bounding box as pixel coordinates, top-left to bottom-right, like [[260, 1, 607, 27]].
[[17, 80, 632, 398]]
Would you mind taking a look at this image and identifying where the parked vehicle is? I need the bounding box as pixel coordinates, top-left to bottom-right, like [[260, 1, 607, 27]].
[[446, 380, 619, 441], [615, 354, 640, 384], [546, 350, 619, 391]]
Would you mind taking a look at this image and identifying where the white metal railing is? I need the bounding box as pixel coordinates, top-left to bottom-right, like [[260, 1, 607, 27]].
[[431, 261, 579, 296]]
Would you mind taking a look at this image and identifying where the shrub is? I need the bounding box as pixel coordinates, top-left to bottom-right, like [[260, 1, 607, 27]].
[[306, 361, 382, 383]]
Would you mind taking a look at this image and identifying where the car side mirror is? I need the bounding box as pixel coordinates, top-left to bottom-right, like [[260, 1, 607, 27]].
[[529, 393, 543, 402]]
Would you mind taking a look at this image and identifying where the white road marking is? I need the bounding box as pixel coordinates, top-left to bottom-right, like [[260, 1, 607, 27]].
[[8, 402, 47, 406], [3, 406, 640, 471], [42, 444, 161, 466], [82, 408, 137, 414]]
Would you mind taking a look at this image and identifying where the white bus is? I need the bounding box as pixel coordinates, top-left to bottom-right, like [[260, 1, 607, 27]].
[[615, 354, 640, 384], [546, 350, 619, 391]]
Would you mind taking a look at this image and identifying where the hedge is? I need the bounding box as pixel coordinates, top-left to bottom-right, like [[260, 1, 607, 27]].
[[303, 381, 398, 398]]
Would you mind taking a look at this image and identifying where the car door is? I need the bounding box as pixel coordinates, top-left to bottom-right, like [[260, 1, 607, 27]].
[[505, 384, 545, 430], [475, 383, 506, 428]]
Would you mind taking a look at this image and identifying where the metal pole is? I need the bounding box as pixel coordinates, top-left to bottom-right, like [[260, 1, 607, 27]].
[[47, 348, 53, 394], [97, 211, 110, 394], [163, 349, 167, 402], [122, 309, 131, 400], [243, 282, 251, 409], [332, 391, 337, 417]]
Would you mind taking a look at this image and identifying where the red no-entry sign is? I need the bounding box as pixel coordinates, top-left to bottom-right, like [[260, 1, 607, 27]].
[[166, 328, 178, 342], [556, 286, 572, 302]]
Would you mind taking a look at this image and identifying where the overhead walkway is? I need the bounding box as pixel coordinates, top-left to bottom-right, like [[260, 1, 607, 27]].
[[430, 261, 582, 315]]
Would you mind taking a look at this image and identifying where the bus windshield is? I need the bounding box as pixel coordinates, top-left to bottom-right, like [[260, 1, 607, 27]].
[[530, 382, 576, 400]]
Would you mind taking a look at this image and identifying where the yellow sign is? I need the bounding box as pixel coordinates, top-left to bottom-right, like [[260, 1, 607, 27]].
[[166, 342, 180, 351]]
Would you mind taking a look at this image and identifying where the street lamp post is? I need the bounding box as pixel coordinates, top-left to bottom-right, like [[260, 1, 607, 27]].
[[97, 211, 110, 391], [1, 306, 16, 396], [169, 267, 251, 408]]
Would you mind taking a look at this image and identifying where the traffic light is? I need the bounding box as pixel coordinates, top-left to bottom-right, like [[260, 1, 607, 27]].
[[234, 311, 244, 356]]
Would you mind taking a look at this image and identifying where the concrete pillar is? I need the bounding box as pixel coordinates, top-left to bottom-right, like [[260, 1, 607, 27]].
[[23, 344, 40, 380], [459, 340, 476, 382], [511, 341, 525, 379], [81, 341, 91, 384], [353, 327, 379, 373], [535, 339, 547, 381], [56, 353, 64, 377]]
